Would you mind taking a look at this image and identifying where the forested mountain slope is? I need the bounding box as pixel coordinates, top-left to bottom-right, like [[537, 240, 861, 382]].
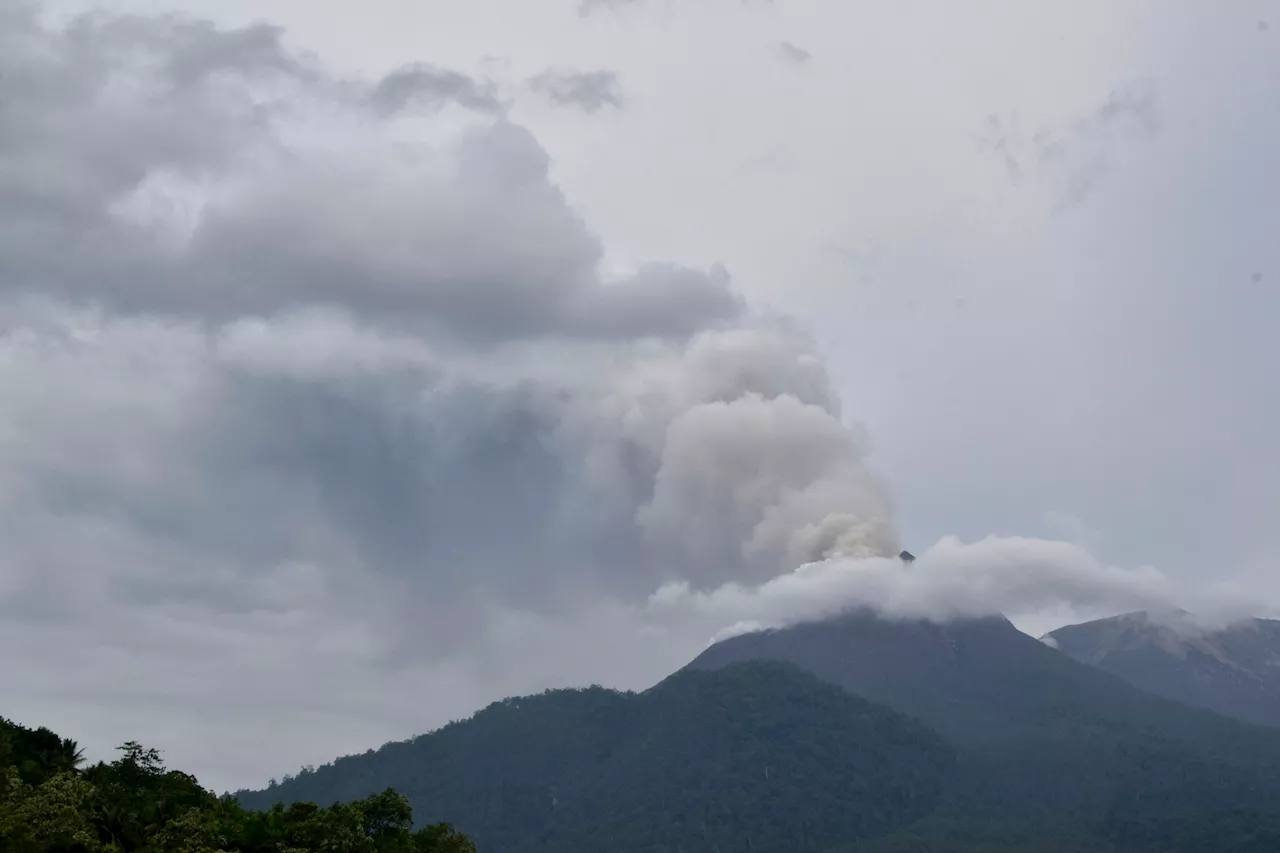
[[238, 661, 956, 853], [688, 610, 1280, 851], [1045, 611, 1280, 727], [237, 611, 1280, 853]]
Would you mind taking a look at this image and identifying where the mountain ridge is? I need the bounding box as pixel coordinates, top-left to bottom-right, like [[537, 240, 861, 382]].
[[1044, 610, 1280, 728], [236, 660, 959, 853], [239, 607, 1280, 851]]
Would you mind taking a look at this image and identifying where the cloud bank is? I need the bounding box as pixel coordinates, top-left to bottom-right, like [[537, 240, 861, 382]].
[[1, 2, 900, 713], [649, 535, 1261, 639]]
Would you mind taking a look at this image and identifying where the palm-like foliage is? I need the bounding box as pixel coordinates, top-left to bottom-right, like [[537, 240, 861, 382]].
[[53, 737, 85, 774], [3, 716, 478, 852], [0, 719, 83, 784]]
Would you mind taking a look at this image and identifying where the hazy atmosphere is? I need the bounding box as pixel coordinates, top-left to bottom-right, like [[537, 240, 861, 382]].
[[4, 0, 1279, 793]]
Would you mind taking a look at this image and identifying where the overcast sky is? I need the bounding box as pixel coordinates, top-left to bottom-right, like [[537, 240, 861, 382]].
[[5, 0, 1280, 793]]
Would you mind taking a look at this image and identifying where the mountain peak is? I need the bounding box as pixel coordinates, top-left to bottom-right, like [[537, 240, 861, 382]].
[[1045, 611, 1280, 728], [1044, 609, 1227, 661], [687, 607, 1139, 747]]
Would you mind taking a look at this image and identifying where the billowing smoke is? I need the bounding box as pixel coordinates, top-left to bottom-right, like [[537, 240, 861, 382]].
[[0, 3, 898, 655], [648, 535, 1261, 637], [1, 3, 1246, 660]]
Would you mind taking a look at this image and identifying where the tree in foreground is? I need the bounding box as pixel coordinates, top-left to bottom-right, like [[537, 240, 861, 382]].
[[1, 716, 475, 853]]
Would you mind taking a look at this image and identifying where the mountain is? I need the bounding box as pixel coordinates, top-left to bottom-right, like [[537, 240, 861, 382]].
[[239, 608, 1280, 853], [237, 661, 958, 853], [1043, 611, 1280, 728], [685, 609, 1280, 851], [686, 610, 1225, 744]]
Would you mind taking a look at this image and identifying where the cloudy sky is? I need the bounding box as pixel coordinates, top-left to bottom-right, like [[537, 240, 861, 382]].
[[4, 0, 1279, 792]]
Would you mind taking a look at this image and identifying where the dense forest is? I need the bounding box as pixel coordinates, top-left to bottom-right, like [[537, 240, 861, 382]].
[[1046, 613, 1280, 729], [242, 627, 1280, 853], [16, 622, 1280, 852], [0, 716, 475, 853], [240, 662, 958, 853], [693, 613, 1280, 852]]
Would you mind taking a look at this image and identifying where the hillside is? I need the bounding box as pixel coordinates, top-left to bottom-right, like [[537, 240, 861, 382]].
[[1044, 611, 1280, 728], [685, 609, 1280, 851], [237, 611, 1280, 853], [238, 661, 957, 853]]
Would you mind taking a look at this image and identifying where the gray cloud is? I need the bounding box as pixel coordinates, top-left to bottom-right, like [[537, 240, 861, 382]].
[[981, 85, 1161, 208], [578, 0, 772, 16], [737, 145, 796, 176], [1037, 87, 1160, 207], [777, 41, 811, 64], [650, 535, 1266, 640], [0, 6, 725, 340], [578, 0, 642, 15], [0, 3, 906, 787], [367, 64, 505, 115], [528, 68, 626, 113]]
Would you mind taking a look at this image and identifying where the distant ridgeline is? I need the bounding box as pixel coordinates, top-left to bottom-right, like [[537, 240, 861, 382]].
[[12, 610, 1280, 853], [1045, 610, 1280, 729], [240, 613, 1280, 853], [0, 715, 475, 853], [238, 662, 957, 853]]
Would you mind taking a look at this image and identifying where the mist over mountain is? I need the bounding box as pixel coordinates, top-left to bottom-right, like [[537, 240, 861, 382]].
[[1045, 611, 1280, 729]]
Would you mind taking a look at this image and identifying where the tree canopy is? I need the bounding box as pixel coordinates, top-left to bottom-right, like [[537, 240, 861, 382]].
[[0, 716, 475, 853]]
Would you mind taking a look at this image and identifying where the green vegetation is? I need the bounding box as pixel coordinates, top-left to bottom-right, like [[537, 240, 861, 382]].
[[1047, 613, 1280, 729], [16, 619, 1280, 853], [241, 622, 1280, 853], [238, 662, 958, 853], [0, 716, 475, 853], [691, 613, 1280, 852]]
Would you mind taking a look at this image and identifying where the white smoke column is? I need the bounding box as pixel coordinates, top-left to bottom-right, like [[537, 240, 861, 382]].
[[638, 392, 897, 574], [0, 4, 904, 615], [553, 323, 901, 590]]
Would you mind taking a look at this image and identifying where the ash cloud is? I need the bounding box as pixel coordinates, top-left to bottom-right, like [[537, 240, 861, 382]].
[[0, 4, 898, 664], [1, 3, 915, 784]]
